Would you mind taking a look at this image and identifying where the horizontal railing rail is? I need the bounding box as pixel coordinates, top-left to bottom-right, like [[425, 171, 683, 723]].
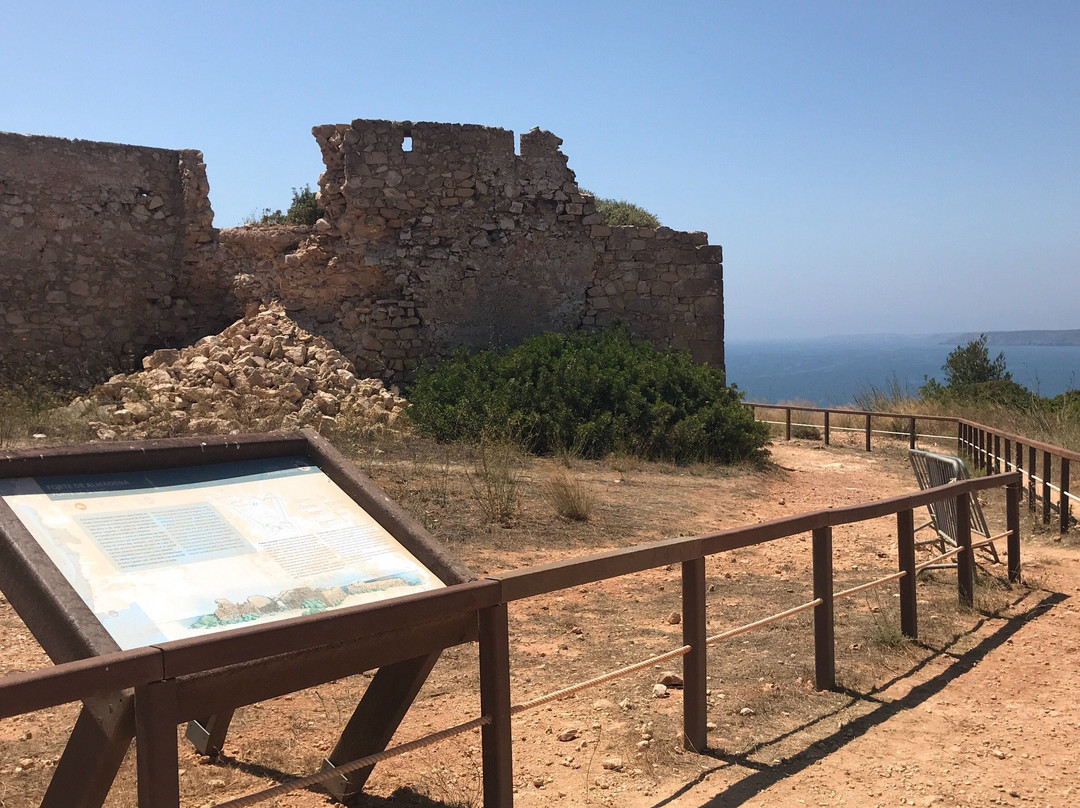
[[956, 420, 1077, 534], [746, 402, 1074, 533], [489, 473, 1015, 600], [1, 471, 1023, 808], [0, 579, 500, 720]]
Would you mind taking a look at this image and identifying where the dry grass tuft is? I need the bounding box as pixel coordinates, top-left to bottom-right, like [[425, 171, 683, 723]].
[[467, 440, 525, 526], [542, 469, 596, 522]]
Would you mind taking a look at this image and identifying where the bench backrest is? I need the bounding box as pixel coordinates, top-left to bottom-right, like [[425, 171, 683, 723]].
[[909, 449, 992, 542]]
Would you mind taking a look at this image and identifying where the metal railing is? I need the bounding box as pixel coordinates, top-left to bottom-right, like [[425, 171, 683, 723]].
[[0, 471, 1022, 808], [956, 421, 1078, 533], [746, 402, 1074, 532]]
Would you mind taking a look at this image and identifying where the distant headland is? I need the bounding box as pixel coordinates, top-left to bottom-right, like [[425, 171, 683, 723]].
[[940, 330, 1080, 347]]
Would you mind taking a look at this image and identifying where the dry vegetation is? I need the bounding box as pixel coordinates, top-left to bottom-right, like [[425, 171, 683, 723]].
[[2, 425, 1063, 808]]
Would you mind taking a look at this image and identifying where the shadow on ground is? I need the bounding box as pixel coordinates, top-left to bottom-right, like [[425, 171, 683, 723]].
[[203, 748, 464, 808], [651, 587, 1068, 808], [201, 586, 1065, 808]]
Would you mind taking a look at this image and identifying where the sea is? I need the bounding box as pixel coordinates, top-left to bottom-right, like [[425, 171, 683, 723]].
[[725, 334, 1080, 407]]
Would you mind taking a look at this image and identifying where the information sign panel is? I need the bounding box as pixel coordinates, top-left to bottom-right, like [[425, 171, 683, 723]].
[[0, 455, 445, 650]]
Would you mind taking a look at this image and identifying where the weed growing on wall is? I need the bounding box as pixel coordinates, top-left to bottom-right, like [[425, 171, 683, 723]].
[[407, 324, 769, 464], [585, 193, 661, 228]]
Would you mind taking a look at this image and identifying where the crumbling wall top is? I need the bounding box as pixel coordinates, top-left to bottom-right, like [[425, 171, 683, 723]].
[[312, 119, 579, 237]]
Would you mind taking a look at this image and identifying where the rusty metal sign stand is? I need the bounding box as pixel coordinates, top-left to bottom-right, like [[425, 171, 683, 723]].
[[0, 430, 475, 808]]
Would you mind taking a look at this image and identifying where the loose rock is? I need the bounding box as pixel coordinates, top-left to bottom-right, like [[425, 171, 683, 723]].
[[657, 671, 684, 687], [72, 303, 408, 440]]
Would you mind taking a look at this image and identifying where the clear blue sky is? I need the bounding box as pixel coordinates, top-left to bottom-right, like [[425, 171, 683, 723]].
[[4, 1, 1078, 340]]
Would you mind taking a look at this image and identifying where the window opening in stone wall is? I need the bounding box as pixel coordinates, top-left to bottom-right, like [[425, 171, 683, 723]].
[[402, 136, 413, 152]]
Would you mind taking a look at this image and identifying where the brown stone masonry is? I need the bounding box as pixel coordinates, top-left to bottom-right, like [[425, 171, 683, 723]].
[[0, 121, 723, 385], [0, 132, 222, 383]]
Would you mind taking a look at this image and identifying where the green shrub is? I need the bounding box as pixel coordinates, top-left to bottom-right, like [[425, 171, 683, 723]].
[[586, 193, 661, 228], [1043, 389, 1080, 415], [257, 185, 324, 226], [941, 334, 1010, 386], [920, 334, 1016, 398], [407, 324, 769, 464], [951, 378, 1039, 408], [918, 334, 1042, 412]]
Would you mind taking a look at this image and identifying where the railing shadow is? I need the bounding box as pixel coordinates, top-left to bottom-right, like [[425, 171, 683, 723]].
[[651, 587, 1068, 808], [199, 752, 467, 807]]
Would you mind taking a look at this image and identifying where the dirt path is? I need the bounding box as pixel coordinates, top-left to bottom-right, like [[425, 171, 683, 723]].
[[655, 547, 1080, 808], [2, 439, 1078, 807], [651, 443, 1080, 808], [368, 440, 1080, 808]]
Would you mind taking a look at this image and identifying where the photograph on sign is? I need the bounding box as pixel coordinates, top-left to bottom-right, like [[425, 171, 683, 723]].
[[0, 456, 445, 649]]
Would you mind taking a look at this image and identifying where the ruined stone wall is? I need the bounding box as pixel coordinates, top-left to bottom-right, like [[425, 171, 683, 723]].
[[226, 119, 723, 378], [0, 132, 224, 384], [0, 121, 723, 386], [589, 225, 724, 366]]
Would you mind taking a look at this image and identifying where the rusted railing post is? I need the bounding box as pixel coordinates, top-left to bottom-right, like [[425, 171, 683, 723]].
[[823, 411, 830, 446], [135, 680, 180, 808], [812, 527, 835, 690], [1029, 445, 1037, 511], [785, 408, 792, 441], [908, 417, 917, 450], [1007, 477, 1021, 584], [1042, 451, 1052, 525], [1004, 439, 1012, 473], [897, 509, 918, 638], [1015, 442, 1024, 501], [864, 414, 872, 452], [993, 435, 1001, 474], [1060, 459, 1071, 533], [681, 557, 707, 752], [956, 421, 964, 456], [479, 604, 514, 808], [956, 494, 974, 608]]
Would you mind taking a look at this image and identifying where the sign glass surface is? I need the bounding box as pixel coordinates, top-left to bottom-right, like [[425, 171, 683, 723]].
[[0, 456, 445, 649]]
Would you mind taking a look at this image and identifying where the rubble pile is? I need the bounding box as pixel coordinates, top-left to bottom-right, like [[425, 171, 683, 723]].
[[72, 303, 408, 440]]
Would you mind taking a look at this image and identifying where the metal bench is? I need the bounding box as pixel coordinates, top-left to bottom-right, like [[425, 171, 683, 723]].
[[909, 449, 1001, 566]]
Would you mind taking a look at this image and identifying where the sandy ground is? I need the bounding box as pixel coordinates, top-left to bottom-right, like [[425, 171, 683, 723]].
[[2, 437, 1078, 807], [653, 548, 1080, 808]]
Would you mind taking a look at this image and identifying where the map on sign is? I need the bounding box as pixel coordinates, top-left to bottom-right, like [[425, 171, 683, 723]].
[[0, 457, 445, 650]]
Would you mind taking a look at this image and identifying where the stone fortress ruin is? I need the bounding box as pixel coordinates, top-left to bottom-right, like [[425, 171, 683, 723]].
[[0, 119, 724, 386]]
